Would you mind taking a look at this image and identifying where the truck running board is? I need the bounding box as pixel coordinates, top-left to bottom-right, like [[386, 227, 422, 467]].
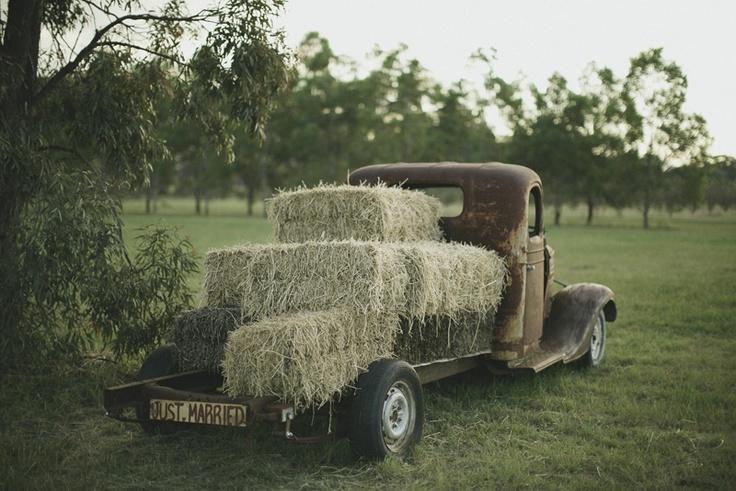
[[506, 351, 565, 372]]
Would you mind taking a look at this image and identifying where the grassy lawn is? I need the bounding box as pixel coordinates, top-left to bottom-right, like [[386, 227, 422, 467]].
[[2, 198, 735, 489]]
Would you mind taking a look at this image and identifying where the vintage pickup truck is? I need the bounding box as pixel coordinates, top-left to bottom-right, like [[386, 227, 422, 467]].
[[104, 162, 616, 460]]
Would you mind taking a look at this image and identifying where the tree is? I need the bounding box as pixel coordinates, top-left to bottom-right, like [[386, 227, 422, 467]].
[[660, 164, 706, 214], [480, 64, 586, 225], [705, 155, 736, 211], [576, 66, 630, 225], [0, 0, 291, 366], [427, 81, 498, 162], [622, 48, 711, 228]]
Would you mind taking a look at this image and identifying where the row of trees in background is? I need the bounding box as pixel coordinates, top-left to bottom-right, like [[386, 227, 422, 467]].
[[147, 32, 499, 216], [143, 34, 736, 227]]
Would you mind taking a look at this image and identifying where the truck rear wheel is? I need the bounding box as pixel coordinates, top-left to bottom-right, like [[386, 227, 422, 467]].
[[348, 359, 423, 460], [135, 343, 181, 435]]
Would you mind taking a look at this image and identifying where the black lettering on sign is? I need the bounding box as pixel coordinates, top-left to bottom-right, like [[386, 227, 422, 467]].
[[234, 406, 245, 426], [149, 400, 246, 426]]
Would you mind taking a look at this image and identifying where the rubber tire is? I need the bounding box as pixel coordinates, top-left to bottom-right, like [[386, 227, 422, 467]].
[[578, 311, 607, 368], [348, 359, 424, 460], [135, 343, 181, 435]]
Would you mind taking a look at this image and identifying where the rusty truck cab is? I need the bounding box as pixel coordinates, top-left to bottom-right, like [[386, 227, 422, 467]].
[[349, 162, 551, 362]]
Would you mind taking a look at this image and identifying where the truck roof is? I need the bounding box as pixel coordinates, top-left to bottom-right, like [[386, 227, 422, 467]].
[[348, 162, 541, 194]]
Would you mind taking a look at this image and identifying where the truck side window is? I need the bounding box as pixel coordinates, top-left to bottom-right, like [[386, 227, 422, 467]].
[[528, 187, 542, 236]]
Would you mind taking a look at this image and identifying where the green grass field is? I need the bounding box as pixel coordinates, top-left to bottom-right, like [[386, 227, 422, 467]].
[[2, 197, 735, 489]]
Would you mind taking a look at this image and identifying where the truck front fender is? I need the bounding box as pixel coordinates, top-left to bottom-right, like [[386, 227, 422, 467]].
[[541, 283, 616, 363]]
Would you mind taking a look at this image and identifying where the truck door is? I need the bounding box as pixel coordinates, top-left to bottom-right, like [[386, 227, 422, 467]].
[[523, 186, 545, 350]]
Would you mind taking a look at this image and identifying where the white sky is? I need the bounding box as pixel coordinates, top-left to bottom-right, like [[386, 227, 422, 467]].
[[275, 0, 736, 156]]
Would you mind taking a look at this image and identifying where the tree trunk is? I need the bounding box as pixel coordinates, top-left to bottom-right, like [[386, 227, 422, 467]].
[[194, 187, 202, 215], [586, 197, 594, 225], [643, 190, 651, 229], [554, 196, 562, 226], [0, 0, 43, 343], [246, 184, 255, 217], [145, 173, 159, 214], [204, 188, 210, 216]]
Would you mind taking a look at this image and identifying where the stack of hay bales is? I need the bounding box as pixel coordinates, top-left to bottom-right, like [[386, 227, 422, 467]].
[[179, 183, 507, 408]]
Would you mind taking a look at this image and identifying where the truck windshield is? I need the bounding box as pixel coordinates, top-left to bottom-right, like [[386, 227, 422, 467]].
[[528, 187, 542, 236]]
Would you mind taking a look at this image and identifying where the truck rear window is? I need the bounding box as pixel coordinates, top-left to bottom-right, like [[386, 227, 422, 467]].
[[417, 187, 464, 217]]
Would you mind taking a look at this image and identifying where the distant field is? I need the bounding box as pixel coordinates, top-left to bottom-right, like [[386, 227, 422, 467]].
[[2, 197, 735, 489]]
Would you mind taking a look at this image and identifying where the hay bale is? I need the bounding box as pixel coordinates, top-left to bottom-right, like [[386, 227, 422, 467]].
[[266, 183, 443, 243], [204, 240, 506, 324], [222, 309, 398, 408], [393, 313, 495, 364], [203, 241, 409, 319], [171, 307, 244, 372], [389, 241, 507, 323]]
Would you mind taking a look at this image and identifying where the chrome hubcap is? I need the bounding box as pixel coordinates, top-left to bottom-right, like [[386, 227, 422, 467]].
[[590, 314, 604, 361], [382, 381, 415, 452]]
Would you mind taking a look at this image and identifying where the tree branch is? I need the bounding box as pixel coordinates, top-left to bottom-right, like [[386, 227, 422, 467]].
[[32, 10, 212, 104], [99, 41, 189, 67]]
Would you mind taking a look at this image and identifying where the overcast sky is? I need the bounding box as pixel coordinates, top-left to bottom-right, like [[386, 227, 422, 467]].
[[275, 0, 735, 156]]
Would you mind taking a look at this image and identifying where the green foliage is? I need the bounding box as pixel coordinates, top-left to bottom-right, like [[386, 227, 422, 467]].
[[186, 34, 501, 199], [110, 226, 199, 356], [0, 0, 292, 367], [659, 164, 707, 213], [476, 47, 715, 226], [2, 168, 198, 368], [705, 155, 736, 211], [622, 48, 711, 226]]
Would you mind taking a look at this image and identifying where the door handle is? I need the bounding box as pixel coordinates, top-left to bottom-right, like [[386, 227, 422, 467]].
[[525, 264, 536, 272]]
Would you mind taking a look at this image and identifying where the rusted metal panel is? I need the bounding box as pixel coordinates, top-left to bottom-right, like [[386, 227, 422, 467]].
[[541, 283, 616, 363], [543, 245, 556, 319], [507, 350, 564, 372], [523, 235, 546, 350], [349, 162, 543, 361], [413, 354, 485, 384]]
